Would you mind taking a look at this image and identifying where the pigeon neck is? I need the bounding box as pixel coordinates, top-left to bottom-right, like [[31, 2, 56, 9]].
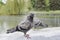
[[28, 17, 33, 22]]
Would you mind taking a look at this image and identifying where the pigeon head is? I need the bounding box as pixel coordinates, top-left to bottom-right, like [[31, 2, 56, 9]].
[[29, 13, 34, 18], [27, 13, 34, 22]]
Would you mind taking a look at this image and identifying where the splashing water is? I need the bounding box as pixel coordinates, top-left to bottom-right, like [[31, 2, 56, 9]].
[[0, 22, 8, 33], [0, 27, 60, 40]]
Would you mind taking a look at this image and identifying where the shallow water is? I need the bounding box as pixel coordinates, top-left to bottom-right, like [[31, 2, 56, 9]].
[[0, 14, 60, 33]]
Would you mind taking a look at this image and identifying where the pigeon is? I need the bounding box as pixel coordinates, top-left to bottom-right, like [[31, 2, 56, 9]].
[[7, 13, 34, 39], [6, 13, 48, 38]]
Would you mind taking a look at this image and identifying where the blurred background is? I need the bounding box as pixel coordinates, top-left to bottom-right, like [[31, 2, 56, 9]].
[[0, 0, 60, 33]]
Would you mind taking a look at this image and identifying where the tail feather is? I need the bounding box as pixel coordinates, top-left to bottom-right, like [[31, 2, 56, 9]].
[[6, 27, 16, 34]]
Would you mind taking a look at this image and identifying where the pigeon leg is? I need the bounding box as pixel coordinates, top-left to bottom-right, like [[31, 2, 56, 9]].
[[24, 34, 31, 39]]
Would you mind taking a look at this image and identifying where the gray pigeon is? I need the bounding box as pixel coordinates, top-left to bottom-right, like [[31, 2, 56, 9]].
[[6, 13, 48, 38], [7, 13, 34, 38]]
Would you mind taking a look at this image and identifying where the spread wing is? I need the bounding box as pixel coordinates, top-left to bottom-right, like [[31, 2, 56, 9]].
[[33, 18, 48, 29]]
